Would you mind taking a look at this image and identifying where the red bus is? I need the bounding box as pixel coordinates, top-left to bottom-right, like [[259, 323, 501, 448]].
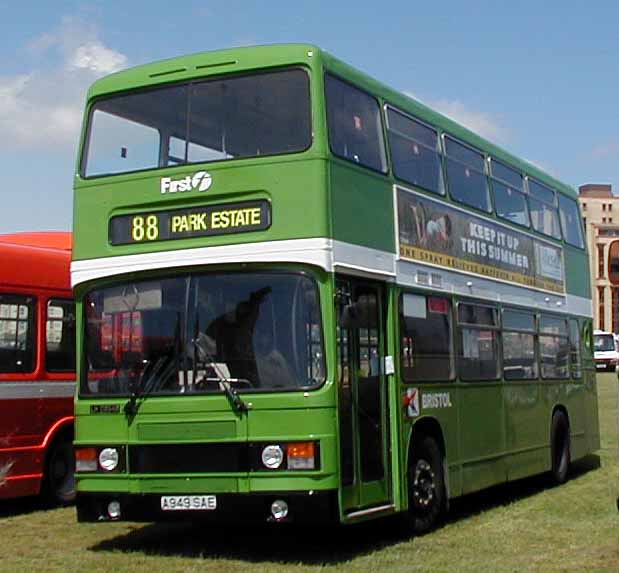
[[0, 232, 76, 503]]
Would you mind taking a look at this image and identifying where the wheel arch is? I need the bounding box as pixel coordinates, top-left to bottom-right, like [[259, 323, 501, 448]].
[[551, 404, 570, 432], [407, 416, 449, 505], [41, 416, 74, 451], [39, 417, 74, 494]]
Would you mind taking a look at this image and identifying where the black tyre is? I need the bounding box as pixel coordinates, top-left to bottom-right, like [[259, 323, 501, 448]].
[[43, 439, 75, 505], [407, 434, 445, 535], [550, 410, 570, 485]]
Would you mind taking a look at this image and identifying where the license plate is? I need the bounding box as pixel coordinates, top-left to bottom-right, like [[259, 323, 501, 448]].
[[595, 364, 605, 370], [160, 495, 217, 511]]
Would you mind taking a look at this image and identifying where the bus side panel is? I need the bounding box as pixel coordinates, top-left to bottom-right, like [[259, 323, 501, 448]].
[[565, 381, 588, 461], [329, 162, 395, 253], [0, 445, 44, 499], [458, 384, 506, 494], [583, 368, 601, 455], [504, 381, 548, 481], [401, 389, 461, 502]]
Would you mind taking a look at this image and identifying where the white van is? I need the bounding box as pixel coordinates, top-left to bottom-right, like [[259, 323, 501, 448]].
[[593, 330, 619, 371]]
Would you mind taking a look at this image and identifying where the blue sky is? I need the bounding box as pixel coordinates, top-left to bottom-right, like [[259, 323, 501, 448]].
[[2, 0, 619, 234]]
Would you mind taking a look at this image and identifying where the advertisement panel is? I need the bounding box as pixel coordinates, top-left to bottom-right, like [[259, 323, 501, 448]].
[[396, 187, 564, 293]]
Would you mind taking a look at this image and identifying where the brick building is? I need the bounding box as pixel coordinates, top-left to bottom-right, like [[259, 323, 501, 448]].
[[578, 183, 619, 332]]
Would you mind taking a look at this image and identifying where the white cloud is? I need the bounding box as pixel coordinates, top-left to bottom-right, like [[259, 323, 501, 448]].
[[0, 19, 128, 150], [68, 42, 127, 74], [590, 142, 619, 160], [430, 98, 508, 144], [405, 91, 509, 144]]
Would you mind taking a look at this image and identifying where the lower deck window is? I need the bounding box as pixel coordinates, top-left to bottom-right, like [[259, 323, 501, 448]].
[[502, 309, 537, 380], [539, 315, 569, 379], [0, 294, 36, 373], [400, 294, 453, 381], [457, 303, 499, 381], [46, 299, 76, 372]]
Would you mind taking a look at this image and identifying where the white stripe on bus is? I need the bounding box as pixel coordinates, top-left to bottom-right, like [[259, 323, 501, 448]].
[[0, 381, 75, 400], [70, 237, 592, 317]]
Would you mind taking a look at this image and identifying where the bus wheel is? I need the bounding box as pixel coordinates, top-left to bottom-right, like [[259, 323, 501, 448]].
[[44, 438, 76, 505], [550, 411, 570, 485], [407, 435, 445, 535]]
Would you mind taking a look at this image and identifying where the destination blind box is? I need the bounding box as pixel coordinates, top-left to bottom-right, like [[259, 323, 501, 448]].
[[108, 200, 271, 245]]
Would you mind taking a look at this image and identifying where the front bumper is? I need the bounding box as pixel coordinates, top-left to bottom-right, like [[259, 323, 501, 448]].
[[76, 490, 338, 523], [594, 359, 617, 370]]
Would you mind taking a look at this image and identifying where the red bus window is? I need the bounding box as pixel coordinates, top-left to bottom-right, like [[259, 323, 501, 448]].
[[46, 299, 76, 372], [0, 294, 36, 373]]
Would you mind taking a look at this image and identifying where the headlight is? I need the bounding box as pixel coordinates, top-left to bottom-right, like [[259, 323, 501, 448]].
[[98, 448, 120, 471], [261, 445, 284, 469]]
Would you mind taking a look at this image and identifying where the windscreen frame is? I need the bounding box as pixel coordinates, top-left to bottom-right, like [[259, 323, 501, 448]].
[[79, 268, 327, 398], [79, 66, 313, 179]]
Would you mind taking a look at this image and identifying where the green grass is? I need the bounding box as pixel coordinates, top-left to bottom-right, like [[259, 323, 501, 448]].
[[1, 376, 617, 572]]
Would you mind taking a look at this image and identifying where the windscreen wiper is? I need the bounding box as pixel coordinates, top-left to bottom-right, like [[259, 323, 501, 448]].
[[124, 355, 176, 420], [193, 332, 249, 414], [218, 379, 249, 413]]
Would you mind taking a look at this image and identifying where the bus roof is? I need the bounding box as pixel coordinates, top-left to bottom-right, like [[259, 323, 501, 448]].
[[82, 43, 576, 199], [0, 232, 72, 251], [0, 232, 72, 291]]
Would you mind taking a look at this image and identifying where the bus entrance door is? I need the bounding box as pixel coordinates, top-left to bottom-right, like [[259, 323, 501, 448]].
[[336, 278, 391, 515]]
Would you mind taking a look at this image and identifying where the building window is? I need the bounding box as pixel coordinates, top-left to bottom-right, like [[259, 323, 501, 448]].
[[608, 240, 619, 285], [603, 217, 607, 224], [610, 218, 614, 224], [598, 286, 605, 331], [603, 204, 607, 211], [613, 289, 619, 334], [583, 217, 587, 229], [582, 203, 587, 210], [598, 244, 605, 278]]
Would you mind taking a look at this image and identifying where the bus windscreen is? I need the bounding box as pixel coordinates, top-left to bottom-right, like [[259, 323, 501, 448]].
[[83, 271, 324, 396]]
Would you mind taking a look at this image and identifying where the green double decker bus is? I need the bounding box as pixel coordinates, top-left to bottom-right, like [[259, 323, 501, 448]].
[[72, 44, 599, 532]]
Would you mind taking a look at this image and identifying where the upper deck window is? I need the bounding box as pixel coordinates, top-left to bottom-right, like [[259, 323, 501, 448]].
[[558, 194, 584, 248], [81, 69, 311, 178], [386, 107, 443, 194], [490, 159, 529, 227], [325, 74, 387, 173], [444, 136, 491, 212], [528, 179, 561, 239]]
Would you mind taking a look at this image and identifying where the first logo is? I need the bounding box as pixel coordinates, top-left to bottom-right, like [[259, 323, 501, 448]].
[[160, 171, 212, 194]]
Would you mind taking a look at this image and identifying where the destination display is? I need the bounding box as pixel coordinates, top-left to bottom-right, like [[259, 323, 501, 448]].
[[397, 187, 565, 293], [109, 200, 271, 245]]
